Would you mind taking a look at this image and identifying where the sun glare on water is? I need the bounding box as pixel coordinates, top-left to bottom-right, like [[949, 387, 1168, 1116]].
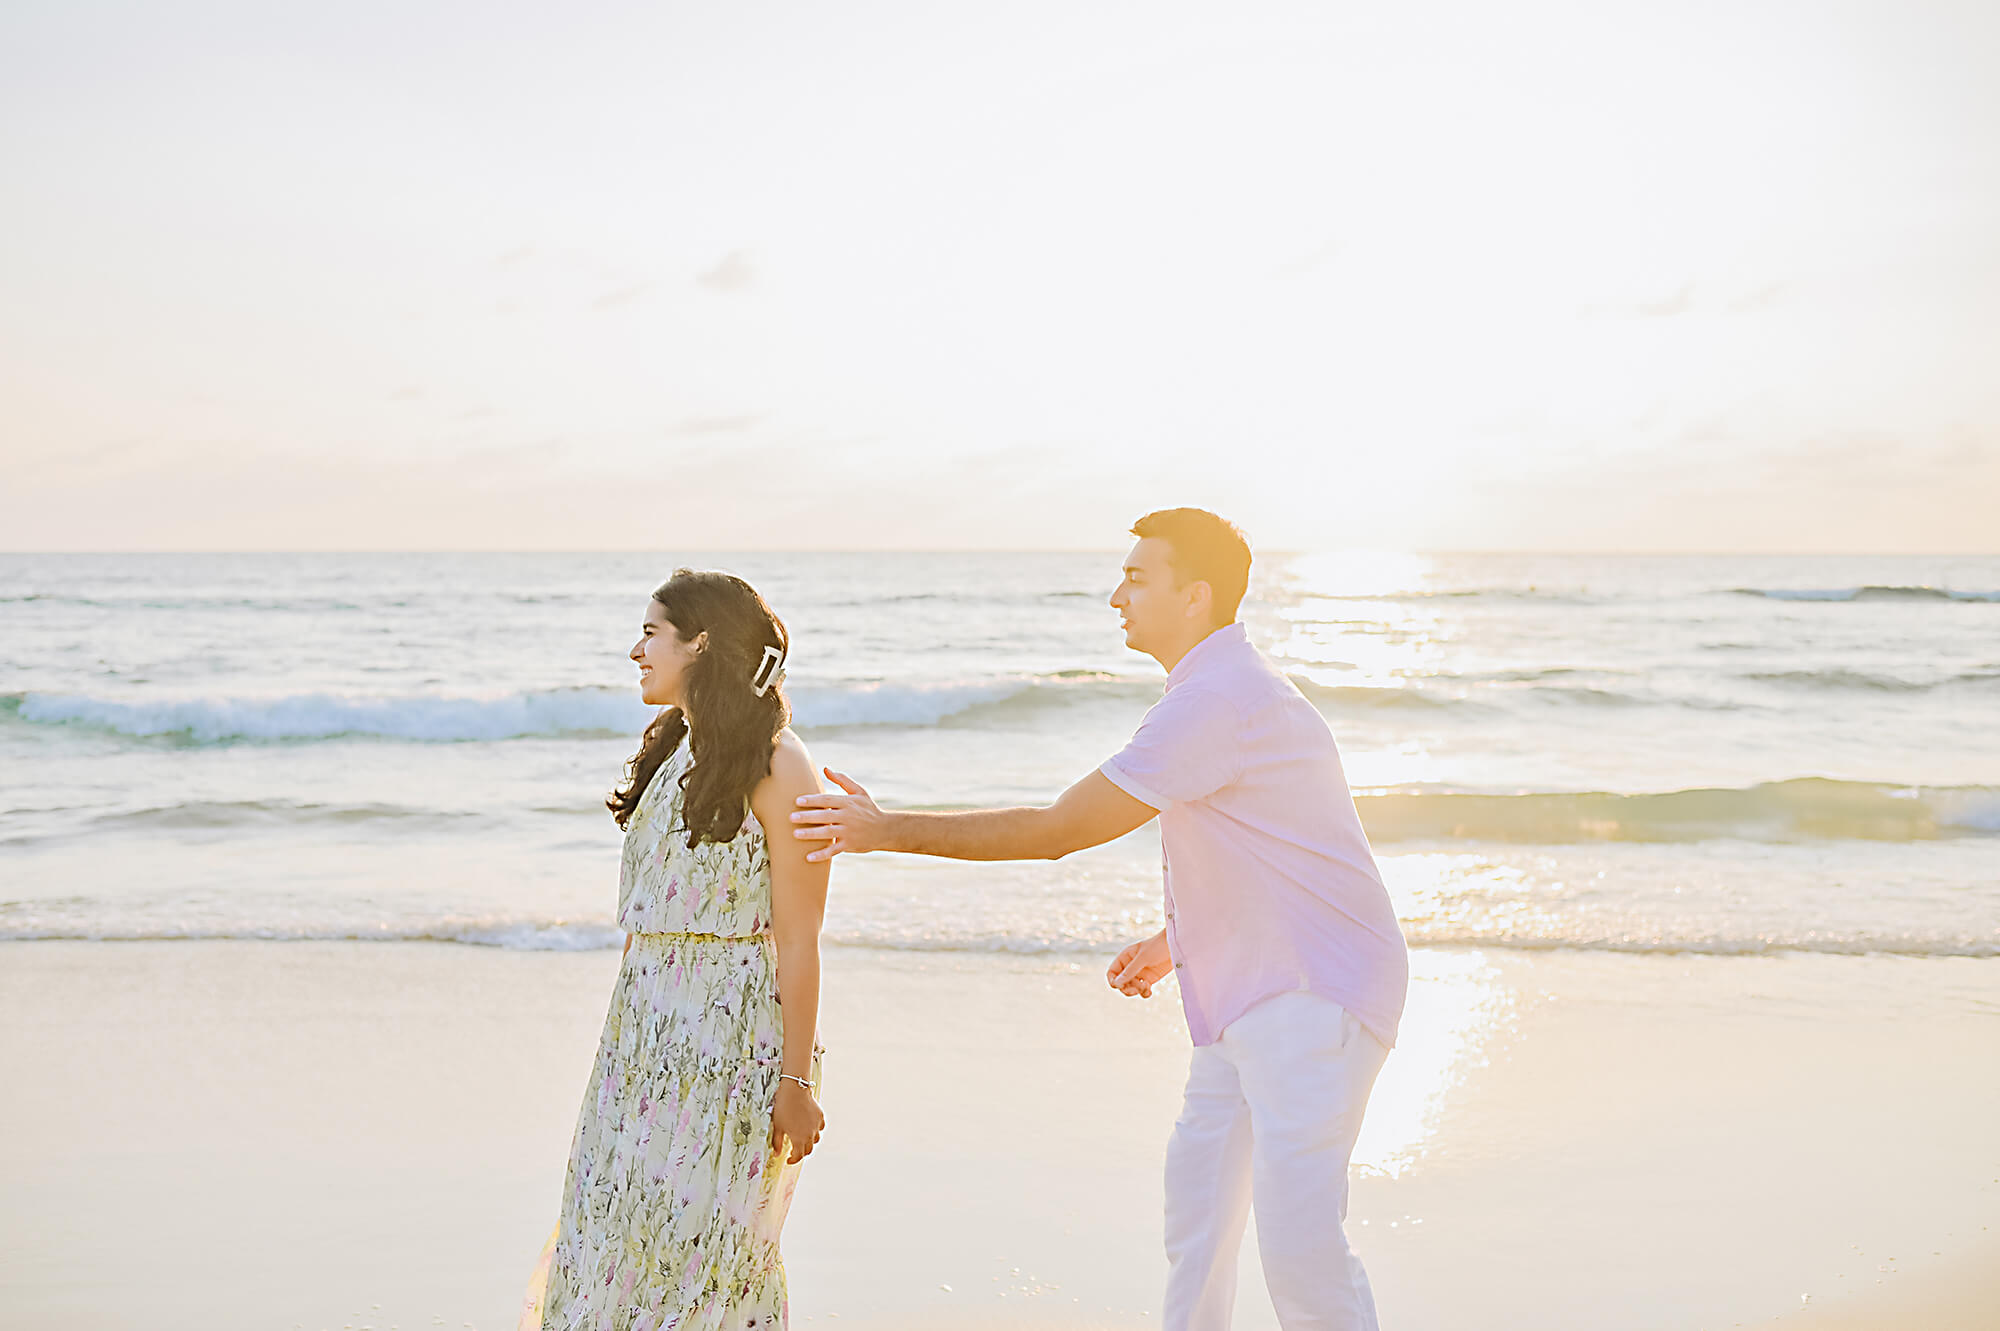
[[1259, 549, 1459, 701], [1351, 948, 1517, 1179]]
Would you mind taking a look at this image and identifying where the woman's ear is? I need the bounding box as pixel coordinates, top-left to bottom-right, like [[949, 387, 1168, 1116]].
[[692, 631, 710, 655]]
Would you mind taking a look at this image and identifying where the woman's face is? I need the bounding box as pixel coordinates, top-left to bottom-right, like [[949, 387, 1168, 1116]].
[[630, 599, 704, 708]]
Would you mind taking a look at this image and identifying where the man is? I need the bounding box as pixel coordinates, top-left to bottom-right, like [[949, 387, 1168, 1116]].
[[790, 508, 1410, 1331]]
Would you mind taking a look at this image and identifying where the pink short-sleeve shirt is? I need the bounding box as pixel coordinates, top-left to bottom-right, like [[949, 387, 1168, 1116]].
[[1099, 624, 1409, 1049]]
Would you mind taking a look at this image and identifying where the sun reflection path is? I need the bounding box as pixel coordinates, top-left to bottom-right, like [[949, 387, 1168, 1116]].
[[1277, 551, 1438, 602], [1255, 551, 1462, 690], [1351, 949, 1516, 1180], [1342, 741, 1447, 788]]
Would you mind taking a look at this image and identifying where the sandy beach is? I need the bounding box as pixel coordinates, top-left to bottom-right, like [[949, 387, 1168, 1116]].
[[8, 0, 2000, 1316], [3, 939, 1995, 1331]]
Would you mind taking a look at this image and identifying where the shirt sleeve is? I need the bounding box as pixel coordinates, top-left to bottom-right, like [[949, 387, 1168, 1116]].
[[1098, 685, 1243, 810]]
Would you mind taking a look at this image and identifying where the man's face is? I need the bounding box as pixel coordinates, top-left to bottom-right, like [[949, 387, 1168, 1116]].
[[1108, 537, 1189, 655]]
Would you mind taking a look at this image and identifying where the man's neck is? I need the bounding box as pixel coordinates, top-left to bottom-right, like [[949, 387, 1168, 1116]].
[[1150, 621, 1228, 675]]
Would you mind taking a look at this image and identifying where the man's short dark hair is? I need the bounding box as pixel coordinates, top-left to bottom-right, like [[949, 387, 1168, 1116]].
[[1130, 508, 1252, 624]]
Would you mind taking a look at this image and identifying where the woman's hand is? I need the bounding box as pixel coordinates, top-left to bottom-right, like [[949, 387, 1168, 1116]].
[[769, 1081, 824, 1165], [1107, 929, 1173, 998]]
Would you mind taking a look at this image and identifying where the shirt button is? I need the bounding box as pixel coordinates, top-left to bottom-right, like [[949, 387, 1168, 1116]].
[[1166, 911, 1175, 921], [1174, 961, 1184, 970]]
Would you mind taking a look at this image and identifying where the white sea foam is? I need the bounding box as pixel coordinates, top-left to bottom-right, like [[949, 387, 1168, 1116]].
[[1733, 585, 2000, 602], [787, 679, 1033, 728], [0, 906, 630, 951], [6, 670, 1733, 748], [12, 688, 653, 743], [6, 674, 1153, 743], [4, 914, 1994, 958], [1934, 787, 2000, 833]]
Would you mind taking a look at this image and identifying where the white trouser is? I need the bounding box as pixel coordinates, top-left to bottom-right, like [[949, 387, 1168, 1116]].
[[1162, 991, 1391, 1331]]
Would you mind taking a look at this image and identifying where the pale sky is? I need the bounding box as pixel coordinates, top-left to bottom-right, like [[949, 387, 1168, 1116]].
[[3, 0, 1997, 551]]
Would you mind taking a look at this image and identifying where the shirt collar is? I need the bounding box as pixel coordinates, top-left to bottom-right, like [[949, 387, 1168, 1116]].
[[1165, 622, 1247, 690]]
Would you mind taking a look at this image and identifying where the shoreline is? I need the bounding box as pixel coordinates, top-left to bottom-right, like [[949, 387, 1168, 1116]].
[[2, 940, 1996, 1330]]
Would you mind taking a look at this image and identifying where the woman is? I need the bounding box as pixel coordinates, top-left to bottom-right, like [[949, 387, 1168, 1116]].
[[522, 569, 829, 1331]]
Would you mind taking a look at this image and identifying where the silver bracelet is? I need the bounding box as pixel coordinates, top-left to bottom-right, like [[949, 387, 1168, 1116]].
[[778, 1073, 814, 1093]]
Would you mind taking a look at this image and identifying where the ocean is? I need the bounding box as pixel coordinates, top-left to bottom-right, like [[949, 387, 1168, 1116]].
[[3, 551, 1996, 962]]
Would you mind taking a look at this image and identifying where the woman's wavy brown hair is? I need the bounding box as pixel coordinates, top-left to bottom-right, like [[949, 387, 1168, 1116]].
[[607, 569, 792, 847]]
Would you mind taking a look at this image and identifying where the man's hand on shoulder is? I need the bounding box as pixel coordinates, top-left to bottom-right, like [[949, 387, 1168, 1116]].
[[791, 769, 889, 863]]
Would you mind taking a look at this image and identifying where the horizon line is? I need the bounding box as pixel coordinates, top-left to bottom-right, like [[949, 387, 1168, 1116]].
[[3, 548, 1998, 559]]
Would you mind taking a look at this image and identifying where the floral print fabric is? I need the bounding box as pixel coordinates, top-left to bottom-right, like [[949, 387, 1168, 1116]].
[[616, 741, 773, 939], [524, 740, 815, 1331]]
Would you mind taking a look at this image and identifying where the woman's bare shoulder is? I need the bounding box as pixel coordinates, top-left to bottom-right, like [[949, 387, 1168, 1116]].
[[755, 728, 820, 803]]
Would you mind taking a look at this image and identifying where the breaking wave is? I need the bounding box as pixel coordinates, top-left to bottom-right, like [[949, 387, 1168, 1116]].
[[2, 687, 655, 743], [1742, 668, 2000, 692], [1729, 585, 2000, 603], [1395, 929, 1999, 958], [0, 675, 1175, 744], [2, 670, 1712, 744], [1354, 778, 2000, 843]]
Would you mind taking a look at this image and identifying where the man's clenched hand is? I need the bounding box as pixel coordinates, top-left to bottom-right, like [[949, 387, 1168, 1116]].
[[1107, 929, 1173, 998]]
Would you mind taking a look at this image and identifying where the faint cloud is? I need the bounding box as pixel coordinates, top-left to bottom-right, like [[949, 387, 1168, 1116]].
[[1750, 430, 1954, 491], [1634, 282, 1695, 318], [20, 438, 147, 478], [495, 245, 536, 269], [1793, 433, 1887, 463], [1726, 280, 1787, 313], [1585, 278, 1786, 319], [698, 251, 756, 293], [455, 437, 571, 466], [669, 414, 764, 437], [1932, 431, 1996, 469], [1273, 238, 1344, 278], [389, 385, 424, 402], [1576, 280, 1695, 319], [1677, 416, 1731, 445], [594, 281, 655, 310]]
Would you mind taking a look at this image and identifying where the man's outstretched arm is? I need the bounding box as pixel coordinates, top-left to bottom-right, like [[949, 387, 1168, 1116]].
[[792, 767, 1157, 863]]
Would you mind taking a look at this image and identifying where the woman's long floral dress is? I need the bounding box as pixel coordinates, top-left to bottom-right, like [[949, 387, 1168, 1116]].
[[522, 739, 820, 1331]]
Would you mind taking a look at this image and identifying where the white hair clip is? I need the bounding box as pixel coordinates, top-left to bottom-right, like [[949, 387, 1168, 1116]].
[[751, 645, 786, 697]]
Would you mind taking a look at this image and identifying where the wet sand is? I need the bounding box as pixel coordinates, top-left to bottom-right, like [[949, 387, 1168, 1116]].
[[1, 941, 1995, 1330]]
